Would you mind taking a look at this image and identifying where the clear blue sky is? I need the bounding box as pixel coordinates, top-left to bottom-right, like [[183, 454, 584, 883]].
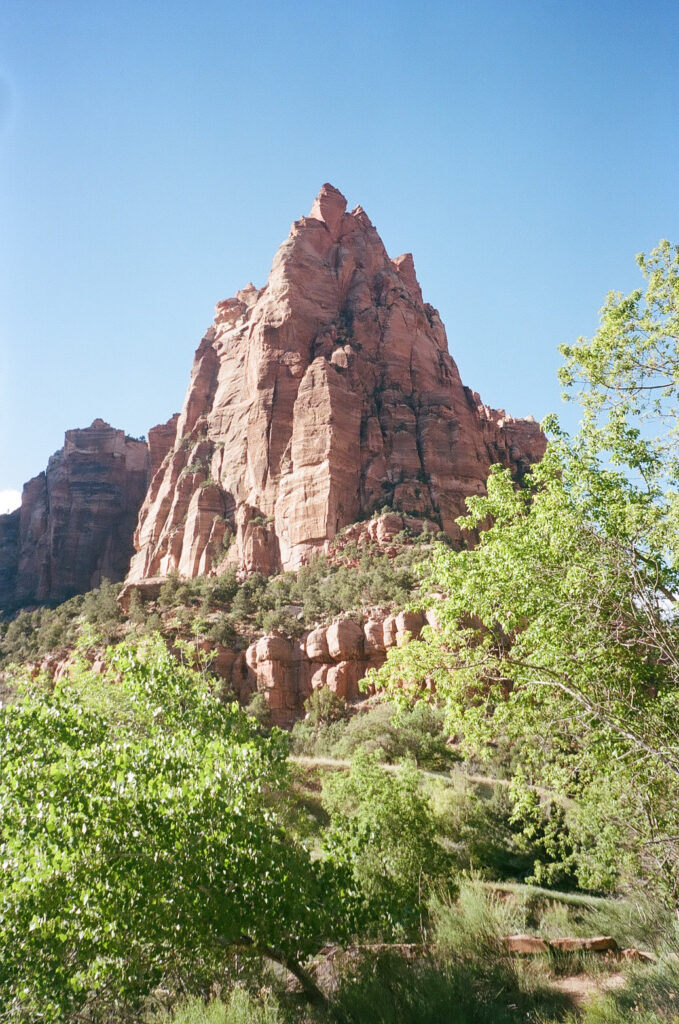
[[1, 0, 678, 505]]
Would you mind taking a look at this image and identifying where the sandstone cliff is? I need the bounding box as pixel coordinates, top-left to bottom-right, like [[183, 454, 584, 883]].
[[129, 185, 545, 582], [0, 420, 149, 610]]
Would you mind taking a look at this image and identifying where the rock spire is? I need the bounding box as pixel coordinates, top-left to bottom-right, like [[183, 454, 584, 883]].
[[128, 185, 546, 582]]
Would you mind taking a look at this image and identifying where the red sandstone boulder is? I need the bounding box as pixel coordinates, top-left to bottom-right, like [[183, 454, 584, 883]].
[[395, 610, 425, 645], [364, 615, 387, 653], [305, 626, 332, 662], [310, 664, 330, 691], [326, 618, 364, 661], [549, 936, 618, 953], [325, 660, 363, 701], [503, 935, 549, 954], [382, 614, 398, 649]]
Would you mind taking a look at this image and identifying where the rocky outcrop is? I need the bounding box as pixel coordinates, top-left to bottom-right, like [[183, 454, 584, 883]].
[[129, 184, 545, 582], [148, 414, 180, 478], [208, 608, 430, 726], [0, 420, 150, 611]]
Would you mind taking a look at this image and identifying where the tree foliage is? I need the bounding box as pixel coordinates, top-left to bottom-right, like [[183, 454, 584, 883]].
[[371, 241, 679, 900], [321, 753, 451, 937], [0, 638, 337, 1020]]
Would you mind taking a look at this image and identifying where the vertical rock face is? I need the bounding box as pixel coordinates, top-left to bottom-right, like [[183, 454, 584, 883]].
[[0, 420, 149, 610], [129, 184, 546, 581]]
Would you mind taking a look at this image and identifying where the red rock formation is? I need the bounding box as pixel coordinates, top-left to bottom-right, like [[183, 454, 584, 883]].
[[148, 413, 180, 478], [128, 184, 546, 582], [203, 607, 429, 726], [0, 420, 149, 610]]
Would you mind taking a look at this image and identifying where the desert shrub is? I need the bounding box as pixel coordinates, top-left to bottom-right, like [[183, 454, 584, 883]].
[[208, 614, 238, 647], [260, 609, 305, 638], [305, 687, 350, 728], [245, 691, 272, 731], [0, 583, 122, 669], [290, 689, 351, 756], [81, 578, 122, 631], [143, 611, 164, 634], [430, 781, 538, 880], [0, 608, 42, 665], [231, 573, 267, 620], [158, 571, 183, 608], [210, 568, 239, 606], [128, 587, 147, 625], [291, 699, 454, 771], [191, 613, 212, 637], [333, 702, 454, 771]]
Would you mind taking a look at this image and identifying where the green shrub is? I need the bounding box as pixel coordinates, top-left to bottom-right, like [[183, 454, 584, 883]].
[[231, 573, 267, 620], [290, 699, 454, 771], [322, 753, 452, 937], [333, 702, 454, 771], [426, 777, 546, 881], [260, 608, 304, 638], [143, 611, 164, 634], [0, 582, 122, 669], [128, 587, 147, 625], [81, 578, 122, 634], [191, 613, 211, 637], [211, 568, 239, 606], [245, 691, 272, 730], [208, 614, 238, 647], [158, 570, 183, 608], [290, 689, 351, 756]]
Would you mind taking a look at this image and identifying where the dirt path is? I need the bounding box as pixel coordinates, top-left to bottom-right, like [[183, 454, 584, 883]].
[[552, 971, 626, 1008]]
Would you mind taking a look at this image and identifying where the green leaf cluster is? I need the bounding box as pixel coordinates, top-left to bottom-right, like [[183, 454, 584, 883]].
[[0, 637, 336, 1020], [371, 241, 679, 903]]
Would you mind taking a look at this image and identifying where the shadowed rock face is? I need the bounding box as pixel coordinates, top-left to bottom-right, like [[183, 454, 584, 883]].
[[128, 184, 546, 581], [0, 420, 149, 611]]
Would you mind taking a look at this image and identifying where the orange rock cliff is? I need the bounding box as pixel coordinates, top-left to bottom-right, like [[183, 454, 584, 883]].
[[0, 421, 149, 610], [128, 184, 546, 583]]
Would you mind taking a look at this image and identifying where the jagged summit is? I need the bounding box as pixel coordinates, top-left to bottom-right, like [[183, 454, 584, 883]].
[[309, 183, 347, 234], [128, 186, 545, 584]]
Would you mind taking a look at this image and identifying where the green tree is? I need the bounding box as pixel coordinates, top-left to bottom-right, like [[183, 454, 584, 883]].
[[371, 242, 679, 901], [322, 753, 451, 937], [0, 637, 335, 1020]]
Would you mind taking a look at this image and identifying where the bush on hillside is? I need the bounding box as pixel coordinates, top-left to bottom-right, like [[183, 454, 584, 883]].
[[291, 699, 454, 772], [321, 752, 451, 938]]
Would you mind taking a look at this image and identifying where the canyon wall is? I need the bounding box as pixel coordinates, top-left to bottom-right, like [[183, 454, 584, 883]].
[[0, 420, 149, 610]]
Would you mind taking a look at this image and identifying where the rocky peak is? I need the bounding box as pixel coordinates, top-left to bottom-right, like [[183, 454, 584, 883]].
[[127, 185, 546, 584], [309, 183, 348, 235]]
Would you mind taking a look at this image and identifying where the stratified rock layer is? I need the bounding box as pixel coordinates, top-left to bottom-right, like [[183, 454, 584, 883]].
[[129, 184, 546, 581], [0, 420, 149, 610]]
